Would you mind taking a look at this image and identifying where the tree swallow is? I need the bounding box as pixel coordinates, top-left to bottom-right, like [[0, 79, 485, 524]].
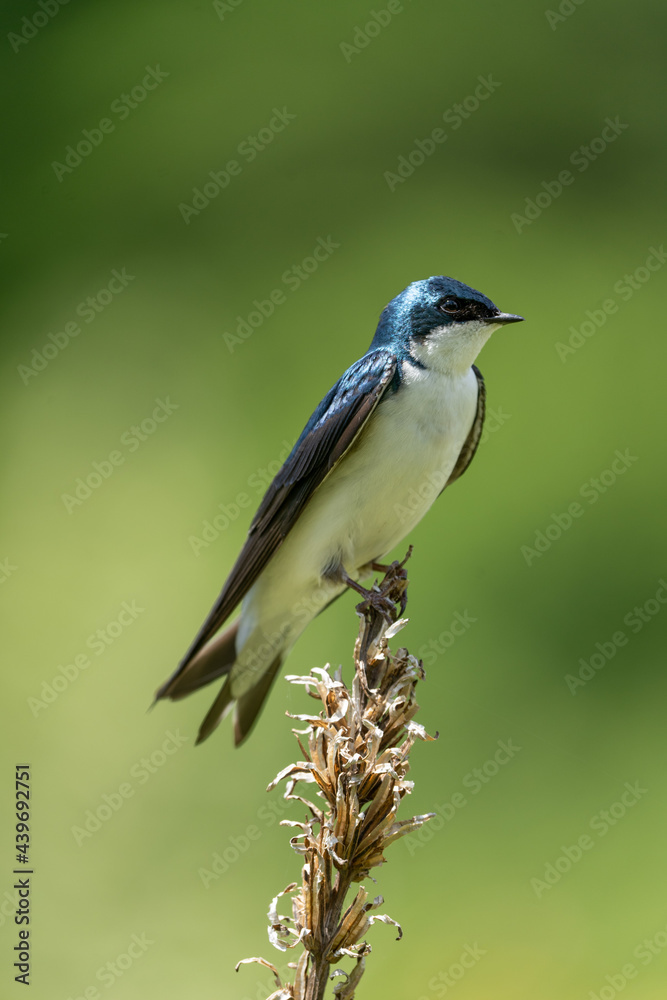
[[156, 276, 523, 745]]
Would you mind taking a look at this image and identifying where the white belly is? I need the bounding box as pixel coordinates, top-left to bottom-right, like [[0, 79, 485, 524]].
[[235, 361, 479, 670], [299, 362, 477, 566]]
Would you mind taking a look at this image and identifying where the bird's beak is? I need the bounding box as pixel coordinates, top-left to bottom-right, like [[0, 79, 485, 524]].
[[486, 312, 524, 325]]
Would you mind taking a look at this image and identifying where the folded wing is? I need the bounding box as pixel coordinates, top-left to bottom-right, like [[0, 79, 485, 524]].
[[156, 349, 398, 700]]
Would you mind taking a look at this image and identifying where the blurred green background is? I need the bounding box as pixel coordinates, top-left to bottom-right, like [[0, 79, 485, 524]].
[[2, 1, 667, 997]]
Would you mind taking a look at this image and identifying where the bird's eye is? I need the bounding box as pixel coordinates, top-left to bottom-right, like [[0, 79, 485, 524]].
[[439, 298, 460, 314]]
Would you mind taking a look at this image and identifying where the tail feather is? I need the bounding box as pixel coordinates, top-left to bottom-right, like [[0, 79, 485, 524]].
[[195, 676, 235, 745], [156, 621, 239, 701], [194, 653, 284, 746], [233, 654, 284, 746], [157, 621, 285, 747]]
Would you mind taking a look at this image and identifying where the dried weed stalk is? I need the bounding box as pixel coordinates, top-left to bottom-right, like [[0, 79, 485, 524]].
[[237, 551, 437, 1000]]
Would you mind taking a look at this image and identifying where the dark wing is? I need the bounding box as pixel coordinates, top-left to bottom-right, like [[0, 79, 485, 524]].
[[172, 349, 398, 672], [444, 365, 486, 488]]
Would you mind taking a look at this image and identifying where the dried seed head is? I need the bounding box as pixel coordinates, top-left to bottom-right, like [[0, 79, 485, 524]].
[[239, 553, 435, 1000]]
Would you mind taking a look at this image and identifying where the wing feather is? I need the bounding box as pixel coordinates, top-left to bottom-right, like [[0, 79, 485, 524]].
[[444, 364, 486, 488], [170, 349, 398, 679]]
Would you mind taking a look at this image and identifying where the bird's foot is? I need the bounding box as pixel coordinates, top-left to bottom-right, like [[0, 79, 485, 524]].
[[342, 546, 412, 624], [349, 548, 413, 693], [340, 569, 394, 622]]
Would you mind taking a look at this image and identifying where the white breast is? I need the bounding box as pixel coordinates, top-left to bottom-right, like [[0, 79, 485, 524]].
[[268, 360, 478, 583], [233, 359, 479, 689]]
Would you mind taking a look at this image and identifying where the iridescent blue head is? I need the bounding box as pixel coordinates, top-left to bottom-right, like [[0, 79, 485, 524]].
[[369, 275, 523, 375]]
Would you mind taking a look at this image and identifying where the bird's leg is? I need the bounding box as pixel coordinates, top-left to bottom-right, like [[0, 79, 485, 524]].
[[342, 547, 413, 694], [338, 565, 402, 624], [368, 559, 393, 574], [335, 568, 385, 700], [392, 545, 412, 616], [368, 545, 413, 575], [365, 545, 412, 616], [325, 546, 412, 628], [338, 567, 375, 601]]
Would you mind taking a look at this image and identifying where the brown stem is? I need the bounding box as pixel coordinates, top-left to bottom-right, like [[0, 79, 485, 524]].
[[246, 548, 428, 1000], [304, 871, 354, 1000], [304, 560, 410, 998]]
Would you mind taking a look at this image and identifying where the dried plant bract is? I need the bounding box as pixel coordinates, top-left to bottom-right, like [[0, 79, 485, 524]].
[[237, 551, 437, 1000]]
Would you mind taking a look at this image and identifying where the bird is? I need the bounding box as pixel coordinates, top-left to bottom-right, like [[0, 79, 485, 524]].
[[155, 275, 523, 746]]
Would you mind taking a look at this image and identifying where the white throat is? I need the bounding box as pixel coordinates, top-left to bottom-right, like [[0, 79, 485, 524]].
[[409, 319, 501, 376]]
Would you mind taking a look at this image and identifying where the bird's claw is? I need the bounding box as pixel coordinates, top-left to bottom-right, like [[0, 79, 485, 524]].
[[353, 546, 412, 624]]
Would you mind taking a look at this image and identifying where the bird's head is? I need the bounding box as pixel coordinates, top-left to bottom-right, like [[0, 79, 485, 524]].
[[370, 275, 523, 375]]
